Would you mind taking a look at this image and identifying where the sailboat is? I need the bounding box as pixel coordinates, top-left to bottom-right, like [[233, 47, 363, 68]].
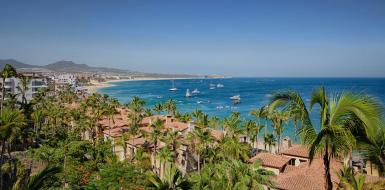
[[192, 88, 200, 94], [216, 83, 224, 88], [185, 89, 192, 97], [169, 80, 177, 91]]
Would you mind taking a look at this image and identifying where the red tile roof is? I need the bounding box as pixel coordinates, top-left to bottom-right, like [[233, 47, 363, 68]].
[[281, 144, 309, 159], [249, 153, 291, 169], [275, 159, 342, 190]]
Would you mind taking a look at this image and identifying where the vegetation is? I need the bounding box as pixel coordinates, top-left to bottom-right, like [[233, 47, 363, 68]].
[[0, 64, 383, 189]]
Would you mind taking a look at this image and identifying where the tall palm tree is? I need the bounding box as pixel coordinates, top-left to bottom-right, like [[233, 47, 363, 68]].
[[164, 130, 180, 159], [1, 64, 17, 112], [270, 110, 289, 153], [245, 120, 258, 149], [187, 127, 214, 172], [16, 75, 31, 107], [153, 103, 164, 115], [164, 99, 177, 116], [150, 119, 164, 156], [263, 133, 276, 153], [222, 112, 242, 138], [288, 104, 301, 142], [31, 109, 45, 143], [269, 87, 383, 190], [156, 147, 174, 178], [147, 164, 190, 190], [0, 108, 25, 189]]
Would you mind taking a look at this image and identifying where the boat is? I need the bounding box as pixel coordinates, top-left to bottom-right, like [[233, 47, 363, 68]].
[[209, 86, 215, 90], [192, 88, 200, 94], [185, 89, 192, 97], [169, 80, 177, 91], [216, 83, 224, 88], [230, 95, 241, 101]]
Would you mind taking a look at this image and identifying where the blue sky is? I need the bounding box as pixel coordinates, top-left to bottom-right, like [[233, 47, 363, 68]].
[[0, 0, 385, 77]]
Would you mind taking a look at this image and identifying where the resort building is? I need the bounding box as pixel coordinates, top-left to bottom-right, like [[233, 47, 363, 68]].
[[0, 77, 48, 102]]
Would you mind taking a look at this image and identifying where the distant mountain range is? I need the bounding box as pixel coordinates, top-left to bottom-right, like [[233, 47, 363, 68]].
[[0, 59, 213, 78], [0, 59, 132, 73]]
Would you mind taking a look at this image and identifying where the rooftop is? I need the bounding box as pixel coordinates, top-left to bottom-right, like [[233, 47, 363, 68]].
[[281, 144, 309, 159], [275, 159, 342, 190], [249, 152, 291, 169]]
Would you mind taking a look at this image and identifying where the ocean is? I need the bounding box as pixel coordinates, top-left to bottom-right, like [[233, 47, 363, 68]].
[[99, 78, 385, 141]]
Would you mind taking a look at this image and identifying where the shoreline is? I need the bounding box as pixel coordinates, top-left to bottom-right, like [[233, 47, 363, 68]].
[[83, 77, 209, 94]]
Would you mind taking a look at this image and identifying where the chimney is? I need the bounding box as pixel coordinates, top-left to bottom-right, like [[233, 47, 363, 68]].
[[282, 136, 292, 151], [166, 115, 172, 124]]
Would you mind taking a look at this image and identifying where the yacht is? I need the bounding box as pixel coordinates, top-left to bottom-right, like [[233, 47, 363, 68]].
[[216, 83, 224, 88], [185, 89, 192, 97], [192, 88, 200, 94], [209, 86, 215, 90], [230, 95, 241, 101], [169, 80, 177, 91]]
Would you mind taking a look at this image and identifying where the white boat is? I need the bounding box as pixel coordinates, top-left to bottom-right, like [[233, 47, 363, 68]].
[[169, 80, 177, 91], [192, 88, 200, 94], [216, 83, 224, 88], [209, 86, 215, 90], [230, 95, 241, 101], [185, 89, 192, 97]]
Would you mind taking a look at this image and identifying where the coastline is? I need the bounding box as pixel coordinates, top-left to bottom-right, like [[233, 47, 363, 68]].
[[84, 77, 209, 94]]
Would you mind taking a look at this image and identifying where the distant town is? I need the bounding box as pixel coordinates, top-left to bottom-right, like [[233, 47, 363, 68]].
[[0, 59, 224, 102]]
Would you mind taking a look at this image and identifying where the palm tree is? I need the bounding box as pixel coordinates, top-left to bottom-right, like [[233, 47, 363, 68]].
[[156, 147, 174, 178], [245, 120, 258, 149], [164, 99, 177, 116], [337, 166, 366, 190], [1, 64, 17, 112], [150, 119, 164, 156], [0, 108, 25, 189], [31, 109, 45, 143], [153, 103, 164, 115], [195, 113, 209, 128], [189, 160, 274, 190], [264, 133, 276, 153], [208, 116, 220, 129], [222, 112, 242, 138], [164, 130, 180, 159], [270, 110, 289, 153], [269, 87, 383, 190], [147, 164, 190, 190], [16, 75, 31, 107], [358, 127, 385, 176], [187, 127, 214, 172], [289, 104, 301, 142], [219, 136, 250, 162], [11, 165, 61, 190]]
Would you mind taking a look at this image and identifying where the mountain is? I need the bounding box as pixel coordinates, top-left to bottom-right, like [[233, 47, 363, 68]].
[[0, 59, 131, 73], [45, 60, 130, 73], [0, 59, 212, 78], [0, 59, 41, 69]]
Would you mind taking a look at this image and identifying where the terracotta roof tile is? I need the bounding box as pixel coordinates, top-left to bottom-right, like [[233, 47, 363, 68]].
[[281, 144, 309, 159], [249, 153, 291, 169], [275, 159, 342, 190]]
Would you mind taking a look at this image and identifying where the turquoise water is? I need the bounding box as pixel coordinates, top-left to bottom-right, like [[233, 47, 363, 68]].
[[99, 78, 385, 141]]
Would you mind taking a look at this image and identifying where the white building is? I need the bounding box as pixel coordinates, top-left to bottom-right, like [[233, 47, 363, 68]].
[[1, 77, 48, 102]]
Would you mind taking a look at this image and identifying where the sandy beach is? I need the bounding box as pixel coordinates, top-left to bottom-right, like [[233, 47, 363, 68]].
[[83, 77, 204, 94]]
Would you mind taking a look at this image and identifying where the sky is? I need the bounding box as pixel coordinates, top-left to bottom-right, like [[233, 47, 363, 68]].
[[0, 0, 385, 77]]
